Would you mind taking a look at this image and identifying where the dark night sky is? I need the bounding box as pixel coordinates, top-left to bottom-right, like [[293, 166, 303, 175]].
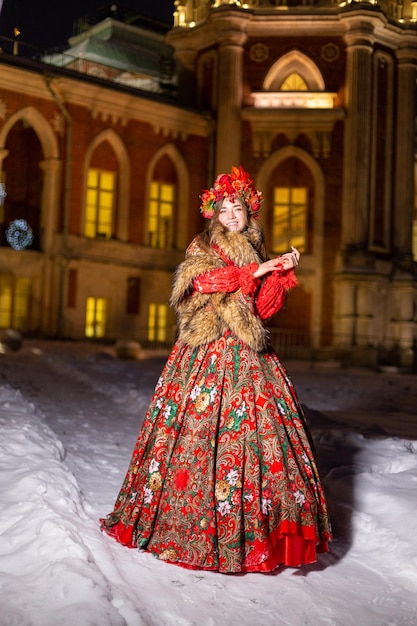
[[0, 0, 174, 50]]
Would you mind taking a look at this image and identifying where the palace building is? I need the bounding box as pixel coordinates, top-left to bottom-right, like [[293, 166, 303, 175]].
[[0, 0, 416, 365]]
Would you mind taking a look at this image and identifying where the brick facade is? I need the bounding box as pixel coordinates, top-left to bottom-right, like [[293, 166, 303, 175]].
[[1, 2, 416, 365]]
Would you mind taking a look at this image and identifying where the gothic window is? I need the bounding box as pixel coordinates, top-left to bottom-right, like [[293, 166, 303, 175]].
[[272, 187, 307, 253], [279, 72, 308, 91], [264, 50, 325, 92], [148, 181, 175, 248], [1, 121, 42, 250], [84, 169, 116, 239]]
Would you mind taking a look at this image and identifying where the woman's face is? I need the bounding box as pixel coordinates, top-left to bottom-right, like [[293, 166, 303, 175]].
[[218, 198, 248, 232]]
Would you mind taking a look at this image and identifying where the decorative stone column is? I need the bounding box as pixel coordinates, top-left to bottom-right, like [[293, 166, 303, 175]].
[[37, 157, 62, 336], [388, 43, 417, 364], [393, 46, 417, 264], [215, 31, 247, 173], [340, 21, 374, 260], [333, 19, 377, 357], [39, 157, 62, 254]]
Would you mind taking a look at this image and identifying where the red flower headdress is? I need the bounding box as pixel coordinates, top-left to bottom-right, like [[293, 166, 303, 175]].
[[200, 165, 263, 220]]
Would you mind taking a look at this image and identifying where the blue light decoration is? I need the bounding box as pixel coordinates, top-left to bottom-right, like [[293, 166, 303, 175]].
[[6, 219, 34, 251]]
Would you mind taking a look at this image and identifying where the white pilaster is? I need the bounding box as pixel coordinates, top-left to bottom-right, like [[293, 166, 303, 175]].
[[215, 32, 246, 173], [341, 24, 374, 251]]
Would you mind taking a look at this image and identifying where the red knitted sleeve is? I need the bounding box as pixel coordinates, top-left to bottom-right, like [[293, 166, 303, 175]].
[[256, 270, 298, 320], [193, 263, 260, 295]]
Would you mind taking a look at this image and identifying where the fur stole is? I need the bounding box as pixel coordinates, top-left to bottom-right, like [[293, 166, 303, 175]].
[[170, 225, 269, 351]]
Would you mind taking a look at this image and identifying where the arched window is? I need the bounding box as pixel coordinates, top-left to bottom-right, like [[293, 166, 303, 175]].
[[145, 144, 190, 250], [279, 72, 308, 92], [84, 140, 118, 239], [250, 50, 336, 109], [84, 130, 130, 242], [265, 156, 315, 255], [85, 169, 116, 239], [264, 50, 325, 92], [1, 121, 43, 250], [147, 155, 178, 249], [148, 181, 176, 248], [272, 186, 307, 253]]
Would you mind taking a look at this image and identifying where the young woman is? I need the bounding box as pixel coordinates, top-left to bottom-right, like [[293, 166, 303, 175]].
[[101, 166, 332, 573]]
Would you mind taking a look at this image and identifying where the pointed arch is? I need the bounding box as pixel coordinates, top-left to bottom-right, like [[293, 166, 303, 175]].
[[256, 147, 325, 346], [84, 129, 131, 241], [145, 144, 190, 250], [0, 107, 59, 159], [264, 51, 326, 92], [0, 107, 61, 253]]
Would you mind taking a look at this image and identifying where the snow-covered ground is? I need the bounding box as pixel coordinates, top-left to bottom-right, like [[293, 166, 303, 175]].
[[1, 339, 417, 626]]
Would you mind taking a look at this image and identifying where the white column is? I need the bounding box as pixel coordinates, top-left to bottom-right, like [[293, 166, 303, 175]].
[[215, 33, 246, 173]]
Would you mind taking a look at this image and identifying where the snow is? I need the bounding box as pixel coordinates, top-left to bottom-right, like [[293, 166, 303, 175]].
[[1, 339, 417, 626]]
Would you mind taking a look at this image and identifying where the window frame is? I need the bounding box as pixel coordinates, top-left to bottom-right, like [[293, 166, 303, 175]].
[[84, 168, 116, 239], [271, 186, 308, 254], [85, 296, 107, 338], [147, 180, 176, 249]]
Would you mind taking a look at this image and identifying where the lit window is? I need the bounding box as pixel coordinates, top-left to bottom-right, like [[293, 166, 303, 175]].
[[148, 303, 168, 342], [280, 72, 308, 92], [148, 182, 175, 248], [85, 169, 115, 239], [0, 275, 30, 330], [272, 187, 307, 253], [0, 277, 11, 327], [85, 297, 107, 338]]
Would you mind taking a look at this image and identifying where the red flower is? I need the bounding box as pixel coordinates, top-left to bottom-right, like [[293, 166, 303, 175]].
[[174, 468, 190, 490], [205, 373, 216, 388]]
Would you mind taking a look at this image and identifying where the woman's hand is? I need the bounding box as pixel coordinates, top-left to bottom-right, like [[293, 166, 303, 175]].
[[253, 247, 300, 278], [280, 246, 300, 270]]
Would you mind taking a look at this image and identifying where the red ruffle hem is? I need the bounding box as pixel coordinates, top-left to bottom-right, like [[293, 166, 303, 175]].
[[102, 517, 329, 572]]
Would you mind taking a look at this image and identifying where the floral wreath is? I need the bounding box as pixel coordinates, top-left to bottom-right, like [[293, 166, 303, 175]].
[[200, 165, 263, 220]]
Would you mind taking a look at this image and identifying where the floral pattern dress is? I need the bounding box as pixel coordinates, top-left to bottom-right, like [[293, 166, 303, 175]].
[[101, 336, 332, 573], [101, 231, 332, 572]]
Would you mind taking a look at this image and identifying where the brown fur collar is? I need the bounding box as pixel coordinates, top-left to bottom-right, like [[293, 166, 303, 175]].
[[170, 227, 269, 352], [210, 223, 263, 267]]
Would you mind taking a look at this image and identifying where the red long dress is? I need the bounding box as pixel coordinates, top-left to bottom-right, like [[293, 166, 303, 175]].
[[101, 247, 332, 573]]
